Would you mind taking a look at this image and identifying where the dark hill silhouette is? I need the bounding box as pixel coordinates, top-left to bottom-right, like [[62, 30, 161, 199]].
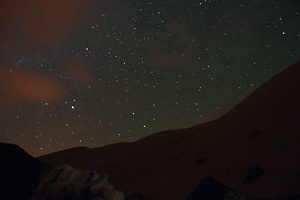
[[0, 143, 49, 200], [38, 61, 300, 200]]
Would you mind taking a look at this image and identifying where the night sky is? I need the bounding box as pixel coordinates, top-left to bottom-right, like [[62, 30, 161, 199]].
[[0, 0, 299, 156]]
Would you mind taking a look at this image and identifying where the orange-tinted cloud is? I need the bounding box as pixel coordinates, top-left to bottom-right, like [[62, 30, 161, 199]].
[[63, 59, 94, 86], [0, 0, 97, 106], [149, 44, 191, 69], [177, 33, 197, 45], [149, 17, 197, 69], [0, 67, 65, 105], [0, 0, 94, 55], [152, 53, 185, 68]]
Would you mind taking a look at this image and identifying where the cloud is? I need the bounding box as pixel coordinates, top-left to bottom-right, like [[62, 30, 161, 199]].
[[0, 0, 94, 56], [0, 0, 97, 106], [148, 17, 197, 69], [148, 45, 192, 69], [151, 53, 186, 68], [0, 67, 65, 105], [63, 59, 94, 86], [177, 33, 197, 45]]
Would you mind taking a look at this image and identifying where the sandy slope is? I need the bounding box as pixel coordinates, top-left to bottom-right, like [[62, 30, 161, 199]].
[[39, 61, 300, 200]]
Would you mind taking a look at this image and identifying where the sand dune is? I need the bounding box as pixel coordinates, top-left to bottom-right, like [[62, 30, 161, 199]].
[[39, 61, 300, 200]]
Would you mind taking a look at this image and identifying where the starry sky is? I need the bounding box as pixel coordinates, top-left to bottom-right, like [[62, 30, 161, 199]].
[[0, 0, 299, 156]]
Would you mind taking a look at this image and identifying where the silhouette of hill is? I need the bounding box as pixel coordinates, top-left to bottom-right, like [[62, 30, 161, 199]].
[[0, 143, 49, 199]]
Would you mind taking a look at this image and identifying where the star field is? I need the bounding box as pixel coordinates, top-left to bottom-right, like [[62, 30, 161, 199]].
[[0, 0, 299, 156]]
